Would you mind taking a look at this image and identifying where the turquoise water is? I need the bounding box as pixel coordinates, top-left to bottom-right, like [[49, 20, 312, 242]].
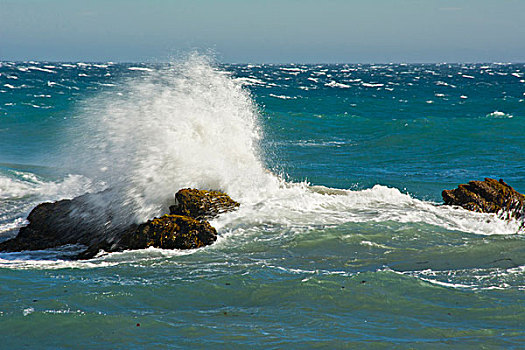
[[0, 58, 524, 348]]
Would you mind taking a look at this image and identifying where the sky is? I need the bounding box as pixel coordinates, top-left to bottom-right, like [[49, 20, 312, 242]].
[[1, 0, 524, 63]]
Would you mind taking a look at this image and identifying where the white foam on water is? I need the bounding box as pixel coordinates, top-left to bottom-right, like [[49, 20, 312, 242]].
[[59, 54, 523, 237], [0, 171, 95, 236], [28, 66, 56, 74], [212, 183, 523, 236], [362, 82, 384, 88], [269, 94, 295, 100], [0, 218, 26, 234], [486, 111, 513, 118], [0, 245, 198, 270], [128, 67, 153, 72], [67, 54, 280, 223], [0, 171, 92, 201], [234, 77, 266, 86], [325, 81, 350, 88], [3, 56, 522, 269], [400, 265, 525, 291]]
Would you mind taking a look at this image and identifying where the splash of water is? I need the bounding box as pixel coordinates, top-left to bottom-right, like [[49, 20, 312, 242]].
[[57, 54, 522, 236], [67, 54, 280, 222]]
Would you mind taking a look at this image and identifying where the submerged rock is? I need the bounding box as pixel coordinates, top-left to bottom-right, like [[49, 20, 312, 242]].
[[0, 188, 238, 259], [170, 188, 240, 220], [442, 178, 525, 221]]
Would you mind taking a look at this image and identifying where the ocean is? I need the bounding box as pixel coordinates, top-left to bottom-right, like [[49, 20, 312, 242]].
[[0, 56, 524, 348]]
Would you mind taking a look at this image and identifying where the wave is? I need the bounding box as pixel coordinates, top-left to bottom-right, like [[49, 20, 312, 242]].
[[212, 183, 523, 237], [2, 55, 522, 261], [63, 54, 280, 224]]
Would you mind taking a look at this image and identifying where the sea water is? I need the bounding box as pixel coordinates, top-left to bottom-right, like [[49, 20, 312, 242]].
[[0, 56, 524, 348]]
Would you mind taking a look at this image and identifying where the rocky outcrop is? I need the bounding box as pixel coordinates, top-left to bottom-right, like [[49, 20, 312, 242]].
[[0, 190, 124, 253], [76, 214, 217, 259], [170, 188, 240, 220], [442, 178, 525, 221], [124, 215, 217, 249], [0, 188, 239, 259]]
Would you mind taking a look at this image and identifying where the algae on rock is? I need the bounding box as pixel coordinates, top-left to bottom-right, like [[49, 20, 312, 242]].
[[170, 188, 240, 220], [442, 178, 525, 221], [0, 187, 239, 259]]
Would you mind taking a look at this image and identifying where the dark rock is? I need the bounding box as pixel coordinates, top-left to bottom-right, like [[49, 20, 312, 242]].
[[0, 187, 233, 259], [123, 215, 217, 249], [442, 178, 525, 221], [170, 188, 240, 220], [0, 190, 127, 253], [75, 215, 216, 259]]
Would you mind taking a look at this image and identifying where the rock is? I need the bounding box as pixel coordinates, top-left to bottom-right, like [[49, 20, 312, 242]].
[[0, 190, 127, 253], [123, 215, 217, 249], [76, 215, 217, 259], [0, 187, 235, 259], [442, 178, 525, 221], [170, 188, 240, 220]]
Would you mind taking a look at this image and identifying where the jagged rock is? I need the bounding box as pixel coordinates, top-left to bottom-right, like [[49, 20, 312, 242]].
[[76, 215, 217, 259], [124, 215, 217, 249], [0, 187, 235, 259], [0, 190, 126, 253], [442, 178, 525, 220], [170, 188, 240, 220]]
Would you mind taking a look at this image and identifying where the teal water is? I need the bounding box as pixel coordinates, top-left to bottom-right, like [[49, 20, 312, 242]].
[[0, 58, 524, 348]]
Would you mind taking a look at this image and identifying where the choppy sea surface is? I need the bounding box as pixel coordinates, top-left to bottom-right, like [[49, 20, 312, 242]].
[[0, 57, 524, 348]]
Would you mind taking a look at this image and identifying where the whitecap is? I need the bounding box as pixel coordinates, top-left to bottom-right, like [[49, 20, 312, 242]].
[[269, 94, 295, 100], [128, 67, 153, 72], [325, 81, 350, 88], [362, 82, 384, 88], [28, 66, 56, 74], [234, 77, 265, 86], [486, 111, 513, 118]]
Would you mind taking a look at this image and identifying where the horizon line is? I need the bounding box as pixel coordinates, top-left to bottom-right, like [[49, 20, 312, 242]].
[[1, 60, 524, 65]]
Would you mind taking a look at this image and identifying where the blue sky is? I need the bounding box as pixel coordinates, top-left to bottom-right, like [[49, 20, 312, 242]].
[[1, 0, 524, 63]]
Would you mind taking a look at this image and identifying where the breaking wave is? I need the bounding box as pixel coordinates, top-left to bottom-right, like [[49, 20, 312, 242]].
[[4, 54, 521, 244]]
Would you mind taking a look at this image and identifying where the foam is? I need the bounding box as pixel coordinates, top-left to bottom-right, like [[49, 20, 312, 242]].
[[0, 171, 95, 238], [325, 81, 350, 88], [213, 183, 524, 237], [128, 67, 153, 72], [269, 94, 295, 100], [400, 265, 525, 291], [235, 77, 266, 86], [486, 111, 513, 118], [5, 57, 521, 269], [28, 66, 56, 74], [67, 54, 280, 223]]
